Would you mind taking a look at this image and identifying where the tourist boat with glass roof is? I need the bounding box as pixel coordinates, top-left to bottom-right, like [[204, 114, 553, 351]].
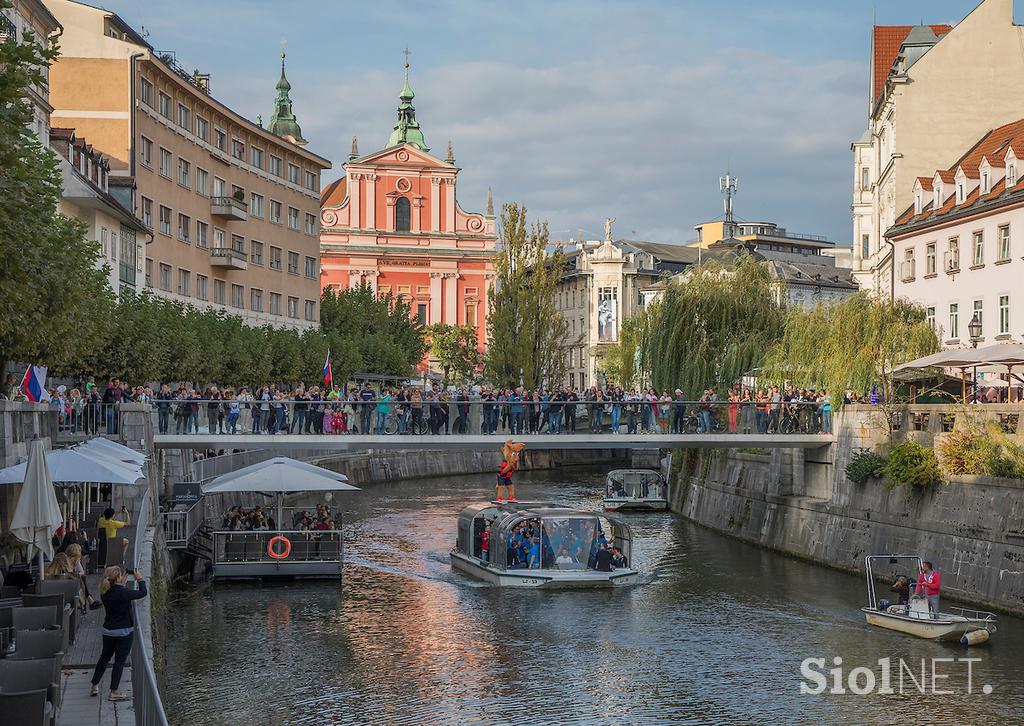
[[450, 502, 638, 588], [603, 469, 669, 512]]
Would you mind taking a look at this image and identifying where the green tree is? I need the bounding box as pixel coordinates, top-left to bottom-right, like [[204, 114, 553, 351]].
[[0, 13, 114, 370], [761, 293, 939, 405], [603, 313, 647, 388], [485, 203, 571, 388], [426, 323, 482, 384], [643, 254, 786, 397]]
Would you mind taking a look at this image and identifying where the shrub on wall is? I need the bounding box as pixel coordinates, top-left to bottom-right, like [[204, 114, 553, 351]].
[[938, 427, 1024, 479], [845, 449, 887, 484], [884, 441, 942, 489]]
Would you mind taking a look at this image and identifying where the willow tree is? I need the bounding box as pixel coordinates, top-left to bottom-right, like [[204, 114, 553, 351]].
[[762, 293, 938, 404], [643, 254, 785, 397], [485, 203, 570, 388]]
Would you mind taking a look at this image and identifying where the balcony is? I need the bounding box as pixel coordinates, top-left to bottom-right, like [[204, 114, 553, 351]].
[[211, 196, 247, 221], [210, 247, 248, 270]]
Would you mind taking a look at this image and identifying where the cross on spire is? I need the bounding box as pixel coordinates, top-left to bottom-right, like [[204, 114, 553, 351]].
[[402, 47, 411, 74]]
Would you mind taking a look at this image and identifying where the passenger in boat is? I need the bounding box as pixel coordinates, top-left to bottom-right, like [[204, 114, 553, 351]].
[[611, 546, 628, 569], [528, 537, 542, 570], [555, 548, 573, 567], [594, 543, 614, 572], [915, 561, 942, 616], [480, 525, 490, 562], [890, 576, 910, 606]]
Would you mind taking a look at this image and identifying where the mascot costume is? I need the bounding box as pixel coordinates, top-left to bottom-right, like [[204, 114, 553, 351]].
[[496, 439, 526, 503]]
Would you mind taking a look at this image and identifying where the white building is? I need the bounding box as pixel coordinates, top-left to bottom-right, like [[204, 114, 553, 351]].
[[2, 0, 61, 139], [888, 118, 1024, 348]]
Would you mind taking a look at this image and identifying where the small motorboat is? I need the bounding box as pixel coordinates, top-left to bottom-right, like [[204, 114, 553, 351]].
[[450, 502, 639, 588], [861, 555, 996, 644], [603, 469, 668, 512]]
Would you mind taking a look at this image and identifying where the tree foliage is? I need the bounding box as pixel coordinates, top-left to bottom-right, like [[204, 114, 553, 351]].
[[485, 203, 571, 388], [603, 312, 647, 388], [762, 293, 939, 404], [643, 254, 786, 397], [0, 12, 114, 369], [426, 323, 482, 385]]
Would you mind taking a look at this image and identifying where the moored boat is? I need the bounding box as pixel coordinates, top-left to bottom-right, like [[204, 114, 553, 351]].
[[603, 469, 668, 512], [450, 502, 639, 588], [861, 555, 996, 643]]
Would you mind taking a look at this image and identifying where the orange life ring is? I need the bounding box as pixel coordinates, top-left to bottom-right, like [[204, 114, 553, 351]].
[[267, 535, 291, 559]]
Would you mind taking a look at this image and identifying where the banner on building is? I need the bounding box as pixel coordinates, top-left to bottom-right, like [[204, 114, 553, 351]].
[[598, 297, 618, 342]]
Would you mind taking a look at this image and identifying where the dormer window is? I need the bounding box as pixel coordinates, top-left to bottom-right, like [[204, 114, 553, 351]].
[[982, 171, 990, 194], [1010, 164, 1018, 187], [956, 182, 965, 204], [934, 187, 941, 208], [914, 191, 923, 215]]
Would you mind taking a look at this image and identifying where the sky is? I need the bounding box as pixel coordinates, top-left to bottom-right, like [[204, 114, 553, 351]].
[[91, 0, 988, 245]]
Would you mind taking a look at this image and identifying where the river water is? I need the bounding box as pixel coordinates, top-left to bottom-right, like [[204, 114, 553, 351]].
[[165, 468, 1024, 725]]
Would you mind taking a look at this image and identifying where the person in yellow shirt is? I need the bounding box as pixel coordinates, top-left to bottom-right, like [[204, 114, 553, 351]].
[[97, 506, 130, 568]]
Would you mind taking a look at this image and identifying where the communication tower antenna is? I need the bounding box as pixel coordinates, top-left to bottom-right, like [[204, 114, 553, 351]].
[[720, 173, 739, 223]]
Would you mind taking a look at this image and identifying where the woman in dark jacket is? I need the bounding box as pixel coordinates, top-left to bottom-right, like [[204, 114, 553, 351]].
[[90, 565, 148, 701]]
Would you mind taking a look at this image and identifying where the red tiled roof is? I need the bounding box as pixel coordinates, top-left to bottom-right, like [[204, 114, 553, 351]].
[[916, 176, 934, 191], [320, 176, 347, 207], [934, 170, 956, 184], [873, 25, 952, 105]]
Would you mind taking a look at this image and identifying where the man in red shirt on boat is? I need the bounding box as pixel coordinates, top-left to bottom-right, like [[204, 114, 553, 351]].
[[496, 440, 525, 503], [915, 561, 941, 616]]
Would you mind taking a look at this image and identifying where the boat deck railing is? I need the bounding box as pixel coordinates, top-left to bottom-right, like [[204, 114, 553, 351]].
[[949, 605, 998, 621], [211, 530, 343, 565]]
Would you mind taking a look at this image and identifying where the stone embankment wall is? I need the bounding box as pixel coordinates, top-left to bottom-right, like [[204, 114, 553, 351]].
[[672, 406, 1024, 615]]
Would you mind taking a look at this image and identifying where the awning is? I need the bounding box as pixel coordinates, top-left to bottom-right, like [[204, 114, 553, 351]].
[[202, 457, 358, 494], [79, 437, 148, 464], [0, 448, 144, 485]]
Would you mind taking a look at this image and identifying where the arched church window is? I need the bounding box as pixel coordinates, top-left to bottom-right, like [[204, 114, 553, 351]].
[[396, 196, 411, 232]]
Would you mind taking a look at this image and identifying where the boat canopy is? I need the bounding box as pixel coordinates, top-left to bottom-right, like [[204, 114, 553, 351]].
[[456, 502, 632, 572], [606, 469, 667, 499]]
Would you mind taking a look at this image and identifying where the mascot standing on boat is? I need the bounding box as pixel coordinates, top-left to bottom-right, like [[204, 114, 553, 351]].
[[496, 440, 526, 503]]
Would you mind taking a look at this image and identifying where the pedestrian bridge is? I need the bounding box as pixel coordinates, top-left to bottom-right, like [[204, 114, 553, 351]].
[[152, 432, 834, 451]]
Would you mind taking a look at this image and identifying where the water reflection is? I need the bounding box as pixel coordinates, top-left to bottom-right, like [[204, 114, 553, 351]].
[[165, 469, 1024, 725]]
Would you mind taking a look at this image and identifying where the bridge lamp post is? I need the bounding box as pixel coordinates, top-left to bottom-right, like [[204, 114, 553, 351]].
[[968, 313, 983, 402]]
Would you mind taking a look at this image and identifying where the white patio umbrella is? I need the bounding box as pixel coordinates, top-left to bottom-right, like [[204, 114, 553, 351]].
[[10, 439, 63, 579], [79, 437, 147, 464], [75, 446, 145, 481], [0, 448, 143, 485]]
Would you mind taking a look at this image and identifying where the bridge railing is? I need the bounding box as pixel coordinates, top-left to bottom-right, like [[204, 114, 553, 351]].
[[163, 498, 206, 549], [145, 398, 839, 437]]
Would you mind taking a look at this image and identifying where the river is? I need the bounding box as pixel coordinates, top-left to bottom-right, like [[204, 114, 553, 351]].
[[164, 467, 1024, 725]]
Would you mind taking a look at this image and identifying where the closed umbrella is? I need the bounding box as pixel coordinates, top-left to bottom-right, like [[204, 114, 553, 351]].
[[10, 439, 62, 580]]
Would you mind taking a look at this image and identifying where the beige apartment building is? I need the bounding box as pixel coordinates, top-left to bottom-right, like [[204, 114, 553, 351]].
[[851, 0, 1024, 294], [44, 0, 331, 330]]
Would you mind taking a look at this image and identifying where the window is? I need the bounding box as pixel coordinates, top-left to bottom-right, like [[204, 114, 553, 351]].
[[287, 296, 299, 318], [196, 274, 208, 301], [269, 246, 282, 270], [177, 158, 190, 187], [177, 103, 190, 129], [141, 197, 153, 227], [973, 299, 984, 338], [956, 182, 965, 204], [982, 170, 990, 194], [231, 234, 245, 255], [178, 268, 191, 297], [196, 167, 208, 196], [287, 206, 299, 230], [861, 234, 870, 259], [251, 147, 264, 169], [1009, 163, 1018, 187], [158, 92, 171, 118], [140, 77, 153, 106], [250, 241, 264, 265], [395, 197, 411, 231], [159, 263, 171, 291], [861, 167, 869, 190], [947, 237, 960, 271], [159, 148, 172, 177], [973, 231, 984, 266], [269, 155, 282, 177], [101, 228, 108, 258], [304, 213, 316, 235], [465, 302, 477, 327], [270, 200, 282, 224], [231, 138, 245, 161], [999, 225, 1011, 261], [196, 220, 208, 248], [304, 256, 317, 278], [250, 193, 264, 218], [213, 279, 226, 305], [145, 259, 153, 287], [416, 303, 427, 325], [949, 303, 959, 340], [269, 293, 282, 315], [287, 251, 299, 274], [304, 170, 318, 191], [213, 227, 226, 251], [287, 163, 300, 184], [214, 127, 226, 152], [925, 242, 936, 275], [140, 136, 153, 167], [926, 306, 935, 330], [304, 299, 316, 321], [231, 284, 244, 309], [1000, 295, 1010, 335], [195, 115, 208, 141], [250, 288, 263, 312], [159, 205, 171, 235], [213, 176, 226, 198], [177, 213, 190, 243]]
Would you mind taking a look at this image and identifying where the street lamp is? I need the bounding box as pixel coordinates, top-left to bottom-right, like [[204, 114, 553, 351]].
[[968, 314, 982, 347]]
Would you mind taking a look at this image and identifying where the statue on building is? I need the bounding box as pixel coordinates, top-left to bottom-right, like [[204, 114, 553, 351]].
[[604, 217, 615, 243]]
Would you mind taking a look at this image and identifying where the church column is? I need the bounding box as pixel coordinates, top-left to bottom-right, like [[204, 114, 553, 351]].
[[363, 269, 379, 294], [445, 178, 456, 232], [366, 174, 377, 229], [412, 195, 423, 233], [385, 194, 395, 233], [443, 272, 459, 324], [349, 172, 361, 229], [348, 269, 362, 290], [430, 177, 440, 232], [429, 272, 443, 324]]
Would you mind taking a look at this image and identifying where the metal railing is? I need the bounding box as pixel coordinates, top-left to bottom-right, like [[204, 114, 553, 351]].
[[210, 246, 247, 261], [210, 195, 247, 212], [162, 498, 206, 549], [148, 397, 838, 436], [56, 401, 125, 439], [211, 530, 343, 564]]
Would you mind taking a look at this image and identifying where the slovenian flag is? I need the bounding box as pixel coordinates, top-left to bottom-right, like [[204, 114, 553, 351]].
[[323, 350, 333, 388], [21, 365, 52, 403]]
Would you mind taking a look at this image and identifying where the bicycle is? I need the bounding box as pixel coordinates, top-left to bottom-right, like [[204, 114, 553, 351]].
[[383, 409, 427, 435]]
